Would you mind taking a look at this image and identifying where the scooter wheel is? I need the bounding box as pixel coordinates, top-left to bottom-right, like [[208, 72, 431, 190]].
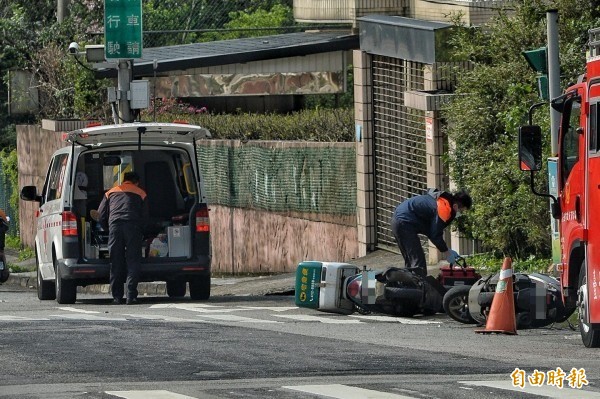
[[443, 285, 476, 324]]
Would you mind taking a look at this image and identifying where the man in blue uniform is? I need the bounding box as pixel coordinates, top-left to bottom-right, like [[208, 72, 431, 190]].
[[98, 172, 148, 305], [391, 188, 472, 279]]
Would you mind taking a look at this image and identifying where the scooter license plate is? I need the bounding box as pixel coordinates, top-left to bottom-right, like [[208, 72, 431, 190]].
[[0, 261, 4, 270]]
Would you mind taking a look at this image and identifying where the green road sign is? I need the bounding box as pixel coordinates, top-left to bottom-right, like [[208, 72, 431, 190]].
[[104, 0, 143, 59]]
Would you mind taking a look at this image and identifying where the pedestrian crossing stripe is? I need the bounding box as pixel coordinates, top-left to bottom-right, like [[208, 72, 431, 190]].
[[282, 384, 416, 398], [460, 380, 600, 399], [106, 390, 196, 399], [104, 384, 600, 399]]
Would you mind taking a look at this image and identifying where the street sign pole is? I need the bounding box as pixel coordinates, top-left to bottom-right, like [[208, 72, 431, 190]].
[[118, 60, 132, 123], [104, 0, 143, 123]]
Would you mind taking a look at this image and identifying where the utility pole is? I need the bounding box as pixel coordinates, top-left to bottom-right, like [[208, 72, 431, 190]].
[[547, 9, 560, 156], [117, 60, 133, 123], [57, 0, 70, 22]]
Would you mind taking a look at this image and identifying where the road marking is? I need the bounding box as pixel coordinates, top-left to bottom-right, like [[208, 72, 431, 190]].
[[238, 306, 299, 312], [50, 314, 128, 321], [197, 314, 281, 323], [349, 315, 441, 324], [460, 381, 600, 398], [122, 314, 208, 323], [150, 303, 250, 313], [274, 314, 362, 324], [106, 390, 197, 399], [283, 384, 416, 398], [57, 307, 100, 314], [0, 315, 49, 321]]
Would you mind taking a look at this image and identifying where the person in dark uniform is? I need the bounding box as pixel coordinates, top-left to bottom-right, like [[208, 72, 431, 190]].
[[98, 172, 148, 305], [390, 188, 472, 279]]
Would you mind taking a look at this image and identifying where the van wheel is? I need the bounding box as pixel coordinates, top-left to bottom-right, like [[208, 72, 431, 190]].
[[578, 267, 600, 347], [167, 279, 187, 298], [55, 259, 76, 304], [37, 254, 56, 300], [189, 275, 210, 300]]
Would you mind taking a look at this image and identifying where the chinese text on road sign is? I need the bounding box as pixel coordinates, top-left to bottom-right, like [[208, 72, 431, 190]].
[[104, 0, 143, 59]]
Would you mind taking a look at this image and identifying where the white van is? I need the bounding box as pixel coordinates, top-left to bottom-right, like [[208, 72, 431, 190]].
[[20, 122, 212, 304]]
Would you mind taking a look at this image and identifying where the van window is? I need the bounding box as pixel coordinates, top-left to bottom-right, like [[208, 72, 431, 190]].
[[46, 154, 69, 201]]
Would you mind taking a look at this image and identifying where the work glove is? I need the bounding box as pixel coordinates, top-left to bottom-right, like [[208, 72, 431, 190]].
[[447, 249, 460, 265]]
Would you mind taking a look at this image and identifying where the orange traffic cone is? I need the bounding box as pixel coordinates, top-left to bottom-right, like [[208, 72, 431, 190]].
[[476, 257, 517, 335]]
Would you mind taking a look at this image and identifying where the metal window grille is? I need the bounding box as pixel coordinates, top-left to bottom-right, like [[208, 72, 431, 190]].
[[372, 55, 427, 251]]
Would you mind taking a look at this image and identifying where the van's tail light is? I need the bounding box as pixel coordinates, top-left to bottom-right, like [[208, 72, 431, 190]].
[[62, 211, 78, 236], [195, 207, 210, 232]]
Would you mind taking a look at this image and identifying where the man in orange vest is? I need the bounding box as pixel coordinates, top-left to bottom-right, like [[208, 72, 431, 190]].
[[98, 172, 148, 305], [390, 188, 472, 279]]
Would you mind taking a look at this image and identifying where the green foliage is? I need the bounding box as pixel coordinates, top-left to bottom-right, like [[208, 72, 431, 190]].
[[143, 0, 294, 45], [17, 246, 34, 261], [468, 253, 552, 274], [219, 4, 294, 39], [144, 101, 354, 141], [0, 149, 19, 230], [444, 0, 600, 258], [5, 235, 20, 250]]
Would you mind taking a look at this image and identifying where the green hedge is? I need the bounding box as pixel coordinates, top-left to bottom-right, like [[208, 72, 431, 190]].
[[144, 104, 355, 142]]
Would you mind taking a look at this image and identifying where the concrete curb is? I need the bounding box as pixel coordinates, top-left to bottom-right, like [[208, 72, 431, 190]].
[[2, 249, 414, 297], [4, 271, 296, 297]]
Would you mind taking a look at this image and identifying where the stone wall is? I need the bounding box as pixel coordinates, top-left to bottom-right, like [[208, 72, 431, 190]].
[[16, 121, 358, 273], [17, 123, 68, 249]]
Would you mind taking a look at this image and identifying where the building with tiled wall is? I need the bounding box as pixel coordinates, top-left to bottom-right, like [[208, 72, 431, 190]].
[[294, 0, 504, 260]]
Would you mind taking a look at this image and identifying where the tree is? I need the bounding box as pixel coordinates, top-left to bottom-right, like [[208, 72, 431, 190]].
[[444, 0, 600, 258]]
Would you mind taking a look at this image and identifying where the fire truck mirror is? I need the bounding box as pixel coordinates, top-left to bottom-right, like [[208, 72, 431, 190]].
[[518, 125, 543, 172]]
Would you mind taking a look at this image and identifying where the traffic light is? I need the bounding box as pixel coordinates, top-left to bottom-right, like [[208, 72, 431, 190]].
[[522, 47, 549, 100]]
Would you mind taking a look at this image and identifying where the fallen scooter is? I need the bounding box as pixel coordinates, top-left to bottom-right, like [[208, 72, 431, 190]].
[[294, 259, 479, 317], [443, 267, 572, 328]]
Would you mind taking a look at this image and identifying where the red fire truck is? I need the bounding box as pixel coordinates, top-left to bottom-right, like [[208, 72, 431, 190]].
[[518, 28, 600, 347]]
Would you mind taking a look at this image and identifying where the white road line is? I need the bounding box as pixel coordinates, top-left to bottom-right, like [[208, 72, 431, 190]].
[[121, 314, 207, 323], [238, 306, 299, 312], [106, 390, 197, 399], [274, 314, 362, 324], [150, 304, 250, 313], [349, 315, 441, 324], [283, 384, 416, 398], [0, 315, 50, 321], [57, 307, 100, 314], [196, 314, 281, 323], [50, 314, 128, 321], [460, 380, 600, 398]]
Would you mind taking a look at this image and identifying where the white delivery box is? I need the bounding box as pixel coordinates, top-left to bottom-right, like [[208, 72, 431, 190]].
[[168, 225, 191, 257], [318, 262, 359, 315]]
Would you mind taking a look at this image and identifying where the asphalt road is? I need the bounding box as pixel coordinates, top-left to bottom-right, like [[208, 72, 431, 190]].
[[0, 285, 598, 399]]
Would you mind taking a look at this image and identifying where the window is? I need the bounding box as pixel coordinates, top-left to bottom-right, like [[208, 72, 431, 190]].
[[590, 103, 599, 153], [46, 154, 69, 201], [560, 98, 581, 184]]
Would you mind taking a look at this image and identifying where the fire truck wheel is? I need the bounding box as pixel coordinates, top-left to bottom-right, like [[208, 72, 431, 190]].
[[578, 266, 600, 348]]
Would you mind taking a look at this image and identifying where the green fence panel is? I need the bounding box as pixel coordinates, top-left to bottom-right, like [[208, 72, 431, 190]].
[[198, 143, 356, 215]]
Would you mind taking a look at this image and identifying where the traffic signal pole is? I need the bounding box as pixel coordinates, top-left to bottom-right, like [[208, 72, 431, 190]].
[[547, 9, 560, 156]]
